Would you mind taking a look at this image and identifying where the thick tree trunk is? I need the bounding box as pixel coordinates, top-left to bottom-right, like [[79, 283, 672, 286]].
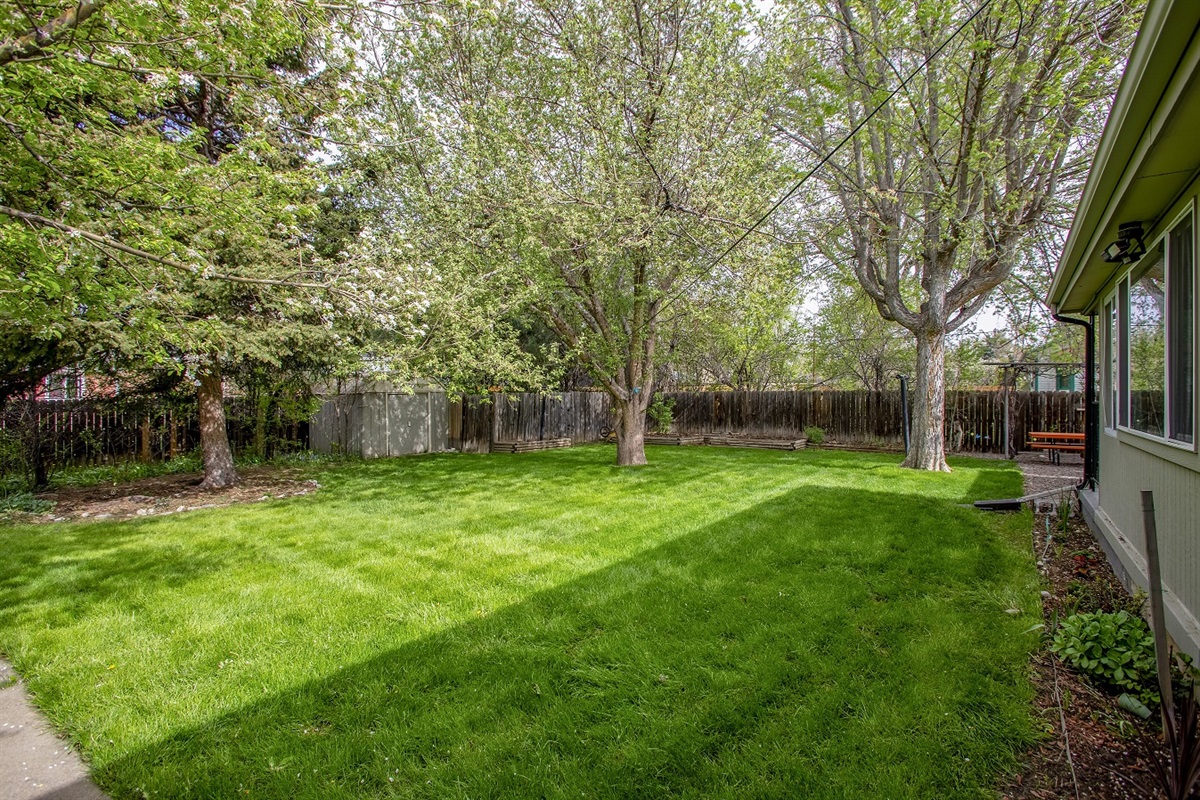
[[197, 364, 239, 489], [615, 396, 648, 466], [902, 329, 951, 472]]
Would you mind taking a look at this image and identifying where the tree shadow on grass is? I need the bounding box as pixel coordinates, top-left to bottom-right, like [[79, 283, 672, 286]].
[[94, 484, 1037, 800], [0, 451, 1021, 658], [0, 520, 238, 634]]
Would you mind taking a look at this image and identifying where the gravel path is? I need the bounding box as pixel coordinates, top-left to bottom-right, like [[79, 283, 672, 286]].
[[1013, 451, 1082, 497]]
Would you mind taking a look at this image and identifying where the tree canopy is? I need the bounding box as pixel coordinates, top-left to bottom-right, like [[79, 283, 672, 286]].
[[0, 0, 1141, 474], [361, 0, 797, 464], [774, 0, 1137, 469]]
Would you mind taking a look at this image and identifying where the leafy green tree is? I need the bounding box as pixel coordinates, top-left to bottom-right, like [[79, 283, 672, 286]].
[[365, 0, 793, 465], [776, 0, 1138, 470], [0, 0, 373, 486], [663, 267, 806, 390], [807, 280, 913, 391]]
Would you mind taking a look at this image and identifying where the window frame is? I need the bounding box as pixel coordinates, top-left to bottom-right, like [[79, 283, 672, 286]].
[[1102, 295, 1117, 433], [1108, 204, 1197, 451]]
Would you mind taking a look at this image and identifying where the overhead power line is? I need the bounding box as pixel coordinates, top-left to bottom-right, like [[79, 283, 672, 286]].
[[707, 0, 996, 270]]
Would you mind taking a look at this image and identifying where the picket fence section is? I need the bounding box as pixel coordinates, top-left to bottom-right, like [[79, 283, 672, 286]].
[[450, 389, 1083, 456]]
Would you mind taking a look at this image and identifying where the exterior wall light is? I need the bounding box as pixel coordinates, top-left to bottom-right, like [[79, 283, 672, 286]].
[[1102, 221, 1147, 264]]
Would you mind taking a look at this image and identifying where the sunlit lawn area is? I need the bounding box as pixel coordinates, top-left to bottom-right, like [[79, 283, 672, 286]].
[[0, 446, 1041, 799]]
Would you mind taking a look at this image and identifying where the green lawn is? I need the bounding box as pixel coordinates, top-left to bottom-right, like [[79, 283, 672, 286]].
[[0, 447, 1041, 799]]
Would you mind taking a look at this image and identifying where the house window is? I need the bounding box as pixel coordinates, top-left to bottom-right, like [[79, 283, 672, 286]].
[[1118, 277, 1130, 428], [1110, 210, 1195, 446], [1128, 245, 1165, 436], [44, 369, 85, 401], [1169, 217, 1194, 443]]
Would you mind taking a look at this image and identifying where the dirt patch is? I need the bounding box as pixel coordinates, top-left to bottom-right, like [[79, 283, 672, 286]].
[[1003, 502, 1169, 800], [13, 467, 320, 525]]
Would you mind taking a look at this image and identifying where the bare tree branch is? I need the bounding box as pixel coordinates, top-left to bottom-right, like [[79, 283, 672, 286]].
[[0, 0, 111, 67]]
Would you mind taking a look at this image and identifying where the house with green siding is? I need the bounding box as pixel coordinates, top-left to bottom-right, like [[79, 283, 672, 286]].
[[1050, 0, 1200, 658]]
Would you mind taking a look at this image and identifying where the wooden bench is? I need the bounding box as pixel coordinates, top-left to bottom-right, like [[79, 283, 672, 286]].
[[492, 438, 572, 454], [1026, 431, 1084, 465], [643, 435, 706, 446], [704, 436, 808, 451]]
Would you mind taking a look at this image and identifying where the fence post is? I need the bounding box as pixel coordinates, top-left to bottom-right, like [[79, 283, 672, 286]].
[[1140, 490, 1175, 727]]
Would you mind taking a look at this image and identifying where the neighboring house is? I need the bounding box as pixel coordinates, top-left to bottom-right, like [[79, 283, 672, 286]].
[[1029, 366, 1080, 393], [1049, 0, 1200, 659], [37, 369, 119, 402], [41, 368, 87, 401]]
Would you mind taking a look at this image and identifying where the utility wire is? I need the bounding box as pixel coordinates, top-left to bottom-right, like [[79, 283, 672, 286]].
[[706, 0, 996, 271]]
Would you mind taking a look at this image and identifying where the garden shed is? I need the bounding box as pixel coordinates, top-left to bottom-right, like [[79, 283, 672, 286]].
[[310, 381, 449, 458]]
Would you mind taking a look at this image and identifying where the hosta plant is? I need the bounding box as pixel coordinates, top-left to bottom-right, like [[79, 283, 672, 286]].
[[1051, 610, 1158, 704]]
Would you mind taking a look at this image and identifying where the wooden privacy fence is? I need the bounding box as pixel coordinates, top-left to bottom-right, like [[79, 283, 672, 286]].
[[449, 392, 610, 453], [449, 389, 1083, 456], [0, 398, 309, 469], [6, 388, 1083, 468], [309, 386, 449, 458]]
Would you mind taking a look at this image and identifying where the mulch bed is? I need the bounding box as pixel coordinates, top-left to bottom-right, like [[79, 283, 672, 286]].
[[12, 467, 320, 525], [1003, 506, 1169, 800]]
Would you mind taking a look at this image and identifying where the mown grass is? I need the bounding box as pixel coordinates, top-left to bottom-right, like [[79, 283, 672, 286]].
[[0, 446, 1040, 799]]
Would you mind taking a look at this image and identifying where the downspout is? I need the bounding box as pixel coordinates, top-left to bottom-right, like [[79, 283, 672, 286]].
[[1052, 311, 1098, 490]]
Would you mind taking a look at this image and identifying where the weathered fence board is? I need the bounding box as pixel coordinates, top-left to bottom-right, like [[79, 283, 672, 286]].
[[451, 390, 1083, 456], [1, 398, 310, 470]]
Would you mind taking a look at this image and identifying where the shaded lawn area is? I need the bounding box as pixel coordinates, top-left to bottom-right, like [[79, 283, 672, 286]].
[[0, 447, 1041, 799]]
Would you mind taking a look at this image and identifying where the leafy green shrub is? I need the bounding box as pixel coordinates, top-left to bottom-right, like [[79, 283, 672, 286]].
[[804, 426, 825, 445], [647, 393, 675, 434], [1051, 610, 1157, 703], [0, 428, 23, 483], [53, 454, 203, 489], [0, 492, 54, 515]]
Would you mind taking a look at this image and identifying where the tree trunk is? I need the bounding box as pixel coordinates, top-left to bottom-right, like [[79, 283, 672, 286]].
[[253, 392, 269, 460], [21, 397, 50, 490], [615, 396, 648, 466], [139, 415, 152, 462], [168, 411, 179, 460], [197, 363, 239, 489], [902, 330, 951, 472]]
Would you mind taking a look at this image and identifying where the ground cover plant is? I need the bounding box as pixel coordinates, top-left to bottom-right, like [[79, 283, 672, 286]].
[[0, 447, 1041, 798]]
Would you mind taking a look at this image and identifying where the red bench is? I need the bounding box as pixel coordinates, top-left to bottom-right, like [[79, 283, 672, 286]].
[[1027, 431, 1084, 464]]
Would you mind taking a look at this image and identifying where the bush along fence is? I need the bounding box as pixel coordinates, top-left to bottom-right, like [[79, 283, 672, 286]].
[[450, 389, 1084, 456], [0, 396, 310, 487]]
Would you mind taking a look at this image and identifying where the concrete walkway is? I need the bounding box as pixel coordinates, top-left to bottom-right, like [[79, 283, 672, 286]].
[[0, 659, 107, 800]]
